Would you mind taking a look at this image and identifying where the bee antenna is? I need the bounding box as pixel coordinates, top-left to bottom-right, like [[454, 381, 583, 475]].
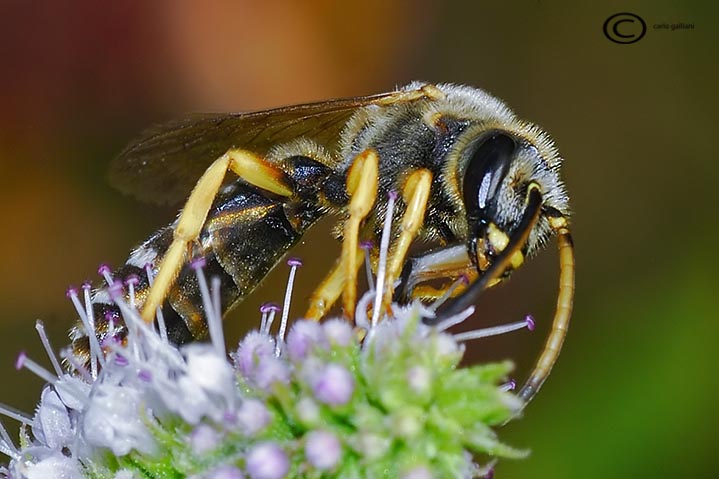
[[517, 220, 575, 404]]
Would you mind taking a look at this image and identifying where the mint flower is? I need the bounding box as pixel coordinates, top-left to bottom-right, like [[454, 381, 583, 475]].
[[0, 194, 534, 479]]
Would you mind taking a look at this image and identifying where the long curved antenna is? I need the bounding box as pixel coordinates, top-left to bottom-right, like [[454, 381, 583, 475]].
[[517, 220, 575, 404]]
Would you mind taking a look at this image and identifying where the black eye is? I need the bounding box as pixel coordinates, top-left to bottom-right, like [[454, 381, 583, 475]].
[[462, 132, 516, 224]]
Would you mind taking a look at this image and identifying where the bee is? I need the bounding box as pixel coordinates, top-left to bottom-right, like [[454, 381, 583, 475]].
[[74, 82, 574, 405]]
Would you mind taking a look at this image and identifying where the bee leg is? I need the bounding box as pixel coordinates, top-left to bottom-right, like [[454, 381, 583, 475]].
[[141, 149, 293, 324], [341, 149, 379, 321], [381, 168, 433, 311], [393, 241, 509, 304], [304, 246, 364, 321]]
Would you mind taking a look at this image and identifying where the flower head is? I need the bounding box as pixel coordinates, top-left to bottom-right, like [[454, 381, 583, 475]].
[[1, 193, 532, 478]]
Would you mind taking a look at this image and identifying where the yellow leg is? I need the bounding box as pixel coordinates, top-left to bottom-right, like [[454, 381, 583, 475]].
[[342, 149, 379, 321], [140, 149, 293, 323], [305, 245, 365, 321], [381, 169, 433, 311]]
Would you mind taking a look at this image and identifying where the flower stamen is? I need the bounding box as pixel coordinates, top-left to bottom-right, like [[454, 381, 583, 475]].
[[278, 258, 302, 355], [430, 274, 470, 311], [0, 421, 18, 460], [453, 315, 535, 342], [192, 257, 226, 357], [500, 379, 517, 392], [259, 303, 280, 335], [360, 240, 375, 291], [98, 263, 114, 286], [15, 351, 56, 384], [67, 286, 103, 377], [144, 262, 168, 342], [35, 320, 63, 377], [0, 403, 32, 427], [370, 191, 397, 329]]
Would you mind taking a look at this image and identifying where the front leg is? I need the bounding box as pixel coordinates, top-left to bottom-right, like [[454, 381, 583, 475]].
[[394, 244, 475, 304], [141, 149, 293, 323]]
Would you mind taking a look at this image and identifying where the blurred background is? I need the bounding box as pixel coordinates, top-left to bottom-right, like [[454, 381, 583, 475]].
[[0, 1, 716, 477]]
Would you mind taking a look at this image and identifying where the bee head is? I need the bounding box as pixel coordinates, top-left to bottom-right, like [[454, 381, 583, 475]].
[[451, 125, 569, 274]]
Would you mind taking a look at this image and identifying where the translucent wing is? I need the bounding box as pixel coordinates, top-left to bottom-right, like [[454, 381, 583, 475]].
[[109, 89, 421, 205]]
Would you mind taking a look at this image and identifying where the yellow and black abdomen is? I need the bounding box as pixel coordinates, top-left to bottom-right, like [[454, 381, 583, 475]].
[[73, 155, 342, 358]]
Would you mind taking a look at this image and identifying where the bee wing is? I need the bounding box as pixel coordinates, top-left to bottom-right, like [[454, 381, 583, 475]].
[[109, 89, 420, 205]]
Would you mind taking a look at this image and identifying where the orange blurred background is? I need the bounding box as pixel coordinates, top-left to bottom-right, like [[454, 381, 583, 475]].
[[1, 2, 717, 478]]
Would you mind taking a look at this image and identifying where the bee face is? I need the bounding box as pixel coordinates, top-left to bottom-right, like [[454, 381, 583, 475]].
[[449, 124, 569, 269]]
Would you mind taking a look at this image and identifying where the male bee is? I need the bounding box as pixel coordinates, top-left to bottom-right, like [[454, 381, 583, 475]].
[[74, 82, 574, 404]]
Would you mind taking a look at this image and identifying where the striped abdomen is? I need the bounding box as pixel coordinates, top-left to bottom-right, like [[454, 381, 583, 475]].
[[72, 171, 335, 361]]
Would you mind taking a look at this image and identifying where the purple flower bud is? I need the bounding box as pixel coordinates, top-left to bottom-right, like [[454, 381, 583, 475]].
[[246, 442, 289, 479], [296, 397, 320, 425], [208, 465, 245, 479], [234, 331, 275, 377], [322, 319, 354, 347], [312, 364, 354, 406], [190, 424, 221, 454], [253, 356, 290, 391], [237, 399, 271, 436], [286, 320, 325, 361], [305, 430, 341, 470]]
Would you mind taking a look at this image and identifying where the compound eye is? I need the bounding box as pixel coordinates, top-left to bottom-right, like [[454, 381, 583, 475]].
[[462, 133, 516, 224]]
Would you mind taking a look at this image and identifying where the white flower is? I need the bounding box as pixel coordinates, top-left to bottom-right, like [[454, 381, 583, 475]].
[[21, 452, 82, 479], [32, 387, 73, 451], [82, 382, 155, 456]]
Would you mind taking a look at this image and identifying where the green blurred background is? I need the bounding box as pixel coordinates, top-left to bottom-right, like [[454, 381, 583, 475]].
[[0, 1, 716, 477]]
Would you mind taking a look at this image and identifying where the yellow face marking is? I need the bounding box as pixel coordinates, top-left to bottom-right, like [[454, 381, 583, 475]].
[[487, 223, 510, 252], [484, 223, 523, 270]]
